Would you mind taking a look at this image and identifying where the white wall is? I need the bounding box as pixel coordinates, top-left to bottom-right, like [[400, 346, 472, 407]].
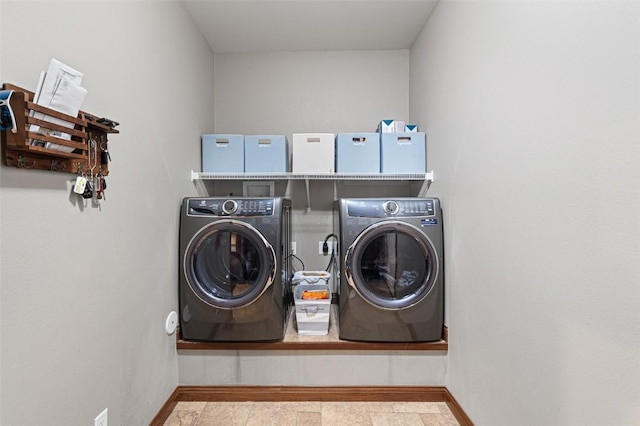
[[213, 50, 409, 136], [410, 1, 640, 425], [0, 1, 214, 424], [179, 350, 447, 387]]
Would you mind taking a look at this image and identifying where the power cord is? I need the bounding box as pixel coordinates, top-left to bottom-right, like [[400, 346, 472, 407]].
[[322, 233, 338, 256], [288, 253, 305, 272], [323, 233, 338, 272]]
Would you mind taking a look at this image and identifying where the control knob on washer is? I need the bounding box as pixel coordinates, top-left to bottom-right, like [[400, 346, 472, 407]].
[[383, 200, 399, 215], [222, 199, 238, 214]]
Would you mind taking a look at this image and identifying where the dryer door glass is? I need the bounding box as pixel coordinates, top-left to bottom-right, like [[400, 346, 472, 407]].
[[185, 220, 276, 309], [346, 221, 437, 310]]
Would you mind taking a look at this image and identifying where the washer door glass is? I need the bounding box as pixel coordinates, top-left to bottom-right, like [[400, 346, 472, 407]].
[[345, 221, 438, 310], [185, 220, 276, 309]]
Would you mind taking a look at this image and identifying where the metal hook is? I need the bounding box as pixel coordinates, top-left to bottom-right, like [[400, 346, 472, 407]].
[[17, 154, 36, 169], [76, 162, 84, 174], [88, 137, 97, 176], [50, 159, 67, 171]]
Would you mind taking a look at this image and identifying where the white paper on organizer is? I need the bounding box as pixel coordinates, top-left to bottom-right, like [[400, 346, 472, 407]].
[[36, 58, 83, 105], [43, 76, 88, 152], [29, 71, 46, 146], [29, 58, 84, 146]]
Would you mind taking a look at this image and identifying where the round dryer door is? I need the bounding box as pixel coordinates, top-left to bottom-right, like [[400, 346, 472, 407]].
[[345, 221, 438, 310], [184, 219, 276, 309]]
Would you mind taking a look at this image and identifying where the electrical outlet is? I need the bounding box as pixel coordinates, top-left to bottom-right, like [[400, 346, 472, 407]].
[[291, 241, 297, 255], [319, 241, 337, 255], [95, 408, 108, 426]]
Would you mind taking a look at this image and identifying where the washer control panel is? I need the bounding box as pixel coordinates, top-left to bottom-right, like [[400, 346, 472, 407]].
[[346, 199, 436, 217], [187, 198, 274, 216]]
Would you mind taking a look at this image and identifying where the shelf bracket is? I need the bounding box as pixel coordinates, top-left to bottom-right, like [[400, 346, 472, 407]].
[[190, 171, 208, 196], [418, 170, 435, 197], [305, 178, 311, 213]]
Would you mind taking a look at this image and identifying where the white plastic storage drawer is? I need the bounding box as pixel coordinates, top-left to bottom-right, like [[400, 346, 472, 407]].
[[380, 132, 426, 173], [292, 271, 330, 286], [292, 133, 335, 173], [335, 133, 380, 173], [202, 134, 244, 173], [244, 135, 289, 173], [294, 284, 331, 335]]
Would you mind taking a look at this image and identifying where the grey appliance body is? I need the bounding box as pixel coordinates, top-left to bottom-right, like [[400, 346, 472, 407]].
[[336, 198, 444, 342], [179, 197, 292, 342]]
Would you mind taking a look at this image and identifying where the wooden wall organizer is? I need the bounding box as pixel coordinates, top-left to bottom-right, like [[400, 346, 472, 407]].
[[1, 83, 118, 175]]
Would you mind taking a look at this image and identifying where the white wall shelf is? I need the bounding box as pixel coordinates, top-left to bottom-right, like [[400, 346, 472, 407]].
[[190, 170, 434, 211], [191, 171, 433, 182]]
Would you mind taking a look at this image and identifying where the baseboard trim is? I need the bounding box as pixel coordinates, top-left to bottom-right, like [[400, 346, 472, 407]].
[[149, 385, 473, 425], [150, 386, 181, 426], [443, 387, 472, 426]]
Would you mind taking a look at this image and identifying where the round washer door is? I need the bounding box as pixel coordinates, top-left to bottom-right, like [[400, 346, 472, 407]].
[[345, 220, 438, 310], [184, 219, 276, 309]]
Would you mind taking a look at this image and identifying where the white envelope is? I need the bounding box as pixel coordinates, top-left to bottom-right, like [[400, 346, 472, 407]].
[[30, 58, 85, 148], [43, 76, 88, 152]]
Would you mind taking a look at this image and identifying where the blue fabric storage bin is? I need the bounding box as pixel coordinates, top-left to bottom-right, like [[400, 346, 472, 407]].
[[244, 135, 289, 173], [380, 132, 426, 173], [335, 133, 380, 173], [202, 134, 244, 173]]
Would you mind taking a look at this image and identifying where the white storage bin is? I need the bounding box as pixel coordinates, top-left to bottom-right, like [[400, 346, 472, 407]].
[[292, 270, 330, 286], [294, 284, 331, 335], [292, 133, 335, 173]]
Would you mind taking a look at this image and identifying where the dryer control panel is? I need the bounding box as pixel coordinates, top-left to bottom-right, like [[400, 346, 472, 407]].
[[187, 198, 274, 217], [346, 199, 436, 218]]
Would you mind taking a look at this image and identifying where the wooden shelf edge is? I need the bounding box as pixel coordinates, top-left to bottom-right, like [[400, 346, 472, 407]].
[[176, 338, 448, 351], [176, 325, 448, 352]]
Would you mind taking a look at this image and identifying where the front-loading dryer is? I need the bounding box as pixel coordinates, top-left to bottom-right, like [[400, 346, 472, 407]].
[[179, 197, 292, 342], [336, 198, 444, 342]]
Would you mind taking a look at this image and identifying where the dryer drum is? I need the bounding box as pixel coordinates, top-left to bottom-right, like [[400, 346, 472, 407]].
[[184, 219, 276, 309], [345, 220, 438, 310]]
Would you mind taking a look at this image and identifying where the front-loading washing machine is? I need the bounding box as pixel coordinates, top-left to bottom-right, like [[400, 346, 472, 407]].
[[335, 198, 444, 342], [179, 197, 292, 342]]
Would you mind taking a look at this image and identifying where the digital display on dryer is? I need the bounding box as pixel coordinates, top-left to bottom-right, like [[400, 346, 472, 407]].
[[187, 198, 274, 217], [346, 199, 435, 217]]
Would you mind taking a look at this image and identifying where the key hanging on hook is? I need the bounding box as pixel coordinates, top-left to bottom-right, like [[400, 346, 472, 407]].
[[96, 172, 106, 200], [100, 175, 107, 200], [81, 176, 93, 199], [100, 136, 111, 165]]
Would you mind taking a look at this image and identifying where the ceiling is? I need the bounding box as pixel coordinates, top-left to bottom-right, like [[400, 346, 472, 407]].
[[182, 0, 439, 53]]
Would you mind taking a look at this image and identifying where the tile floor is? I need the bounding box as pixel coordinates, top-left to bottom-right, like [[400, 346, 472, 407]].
[[164, 400, 460, 425]]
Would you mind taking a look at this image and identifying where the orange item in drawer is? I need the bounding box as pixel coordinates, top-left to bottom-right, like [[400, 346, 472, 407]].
[[301, 290, 329, 300]]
